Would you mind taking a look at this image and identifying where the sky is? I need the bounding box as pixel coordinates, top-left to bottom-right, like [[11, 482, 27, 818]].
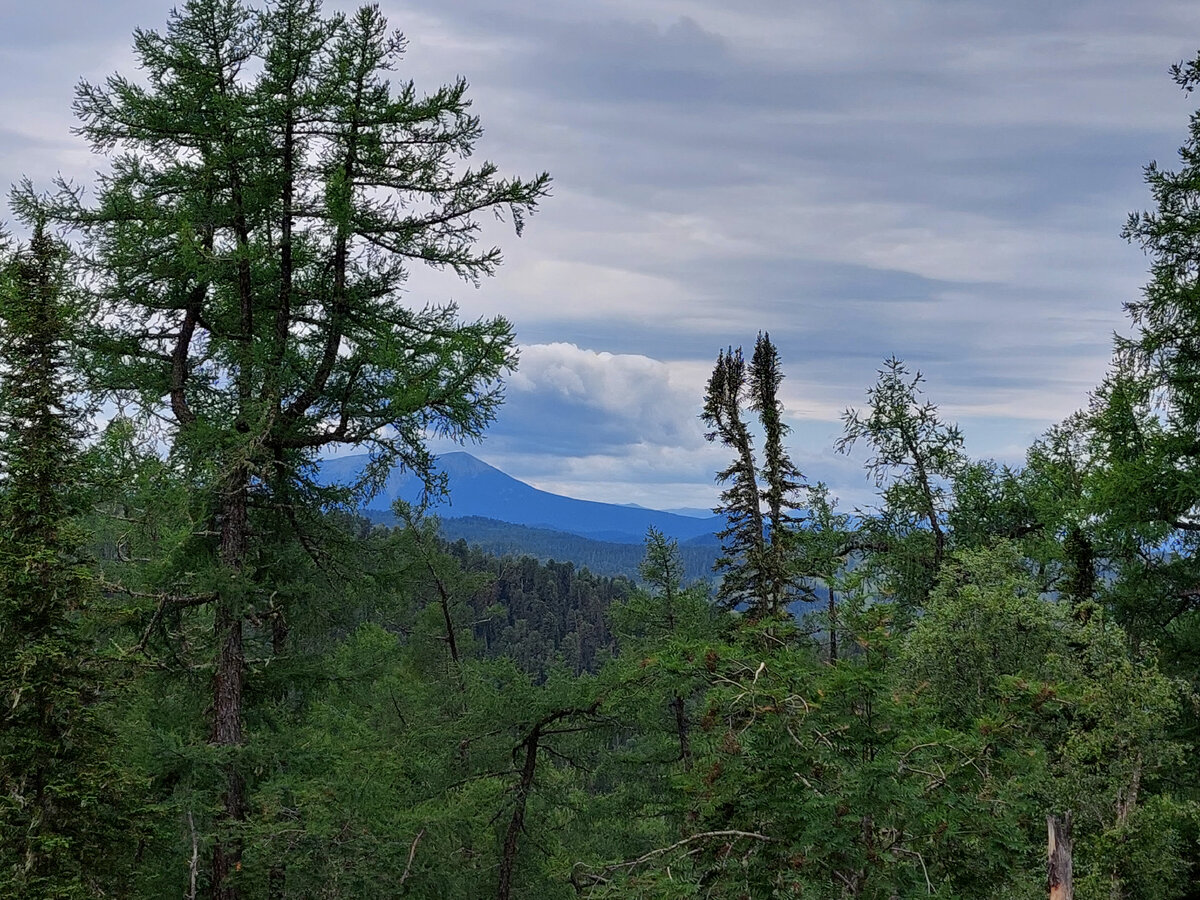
[[3, 1, 1200, 513]]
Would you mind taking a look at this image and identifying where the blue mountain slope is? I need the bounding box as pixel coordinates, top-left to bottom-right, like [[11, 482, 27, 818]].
[[316, 452, 724, 544]]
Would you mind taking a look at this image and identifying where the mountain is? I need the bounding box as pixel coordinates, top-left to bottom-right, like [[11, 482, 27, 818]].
[[317, 452, 725, 545], [662, 507, 717, 519], [619, 503, 713, 519]]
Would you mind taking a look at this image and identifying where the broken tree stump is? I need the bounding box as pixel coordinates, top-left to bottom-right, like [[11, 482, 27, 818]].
[[1048, 812, 1073, 900]]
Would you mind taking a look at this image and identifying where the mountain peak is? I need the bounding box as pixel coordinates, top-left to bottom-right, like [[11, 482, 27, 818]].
[[316, 452, 722, 545], [437, 451, 504, 477]]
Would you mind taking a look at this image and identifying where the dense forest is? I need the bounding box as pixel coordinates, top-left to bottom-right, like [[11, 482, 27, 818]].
[[4, 1, 1200, 898], [435, 516, 720, 584]]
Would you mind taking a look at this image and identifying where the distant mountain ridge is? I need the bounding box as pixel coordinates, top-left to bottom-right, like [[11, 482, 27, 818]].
[[317, 451, 725, 545]]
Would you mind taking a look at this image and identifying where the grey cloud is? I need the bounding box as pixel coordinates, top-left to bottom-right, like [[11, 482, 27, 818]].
[[0, 2, 165, 49], [7, 0, 1200, 507]]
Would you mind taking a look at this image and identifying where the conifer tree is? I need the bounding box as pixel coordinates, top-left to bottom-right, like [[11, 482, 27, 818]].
[[703, 345, 765, 607], [701, 333, 805, 616], [0, 222, 131, 897], [631, 528, 712, 769], [1088, 54, 1200, 659], [749, 334, 806, 612], [800, 482, 851, 661], [24, 1, 549, 894]]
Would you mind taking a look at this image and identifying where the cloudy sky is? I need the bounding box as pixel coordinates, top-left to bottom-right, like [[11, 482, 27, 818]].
[[3, 1, 1199, 511]]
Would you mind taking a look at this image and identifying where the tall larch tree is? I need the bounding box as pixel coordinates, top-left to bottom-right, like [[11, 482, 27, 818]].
[[23, 1, 549, 896]]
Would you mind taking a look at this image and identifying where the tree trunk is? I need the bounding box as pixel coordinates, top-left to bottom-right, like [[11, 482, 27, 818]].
[[498, 727, 540, 900], [212, 471, 249, 900], [1048, 812, 1073, 900], [497, 704, 598, 900], [828, 584, 838, 662], [1110, 755, 1142, 898], [1115, 753, 1141, 827], [211, 604, 246, 900]]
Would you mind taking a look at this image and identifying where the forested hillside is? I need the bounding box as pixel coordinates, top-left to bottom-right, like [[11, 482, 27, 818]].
[[4, 2, 1200, 899], [446, 537, 632, 676], [436, 515, 721, 583]]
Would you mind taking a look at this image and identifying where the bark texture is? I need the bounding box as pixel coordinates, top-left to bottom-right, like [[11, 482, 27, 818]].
[[1048, 812, 1073, 900]]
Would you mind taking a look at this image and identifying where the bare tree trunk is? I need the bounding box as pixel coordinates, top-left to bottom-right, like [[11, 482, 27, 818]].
[[498, 728, 540, 900], [1048, 812, 1073, 900], [187, 810, 200, 900], [212, 471, 249, 900]]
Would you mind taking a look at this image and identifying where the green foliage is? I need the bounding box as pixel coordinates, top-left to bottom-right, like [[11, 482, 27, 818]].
[[904, 545, 1194, 898], [797, 481, 853, 661], [838, 357, 965, 607], [18, 0, 548, 892], [610, 528, 714, 641], [702, 333, 809, 616], [0, 224, 138, 897], [7, 5, 1200, 896], [1075, 70, 1200, 883], [28, 0, 548, 502], [1085, 52, 1200, 665], [583, 543, 1194, 898], [900, 544, 1063, 723]]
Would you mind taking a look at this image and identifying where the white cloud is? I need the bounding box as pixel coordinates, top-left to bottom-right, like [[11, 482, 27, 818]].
[[497, 342, 708, 451]]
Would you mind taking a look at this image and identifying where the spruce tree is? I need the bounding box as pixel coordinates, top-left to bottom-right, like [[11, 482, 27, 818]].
[[701, 333, 805, 616], [0, 222, 130, 897], [748, 334, 806, 613], [702, 345, 765, 609]]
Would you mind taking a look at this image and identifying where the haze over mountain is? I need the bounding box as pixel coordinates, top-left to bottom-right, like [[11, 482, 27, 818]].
[[317, 452, 724, 546]]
